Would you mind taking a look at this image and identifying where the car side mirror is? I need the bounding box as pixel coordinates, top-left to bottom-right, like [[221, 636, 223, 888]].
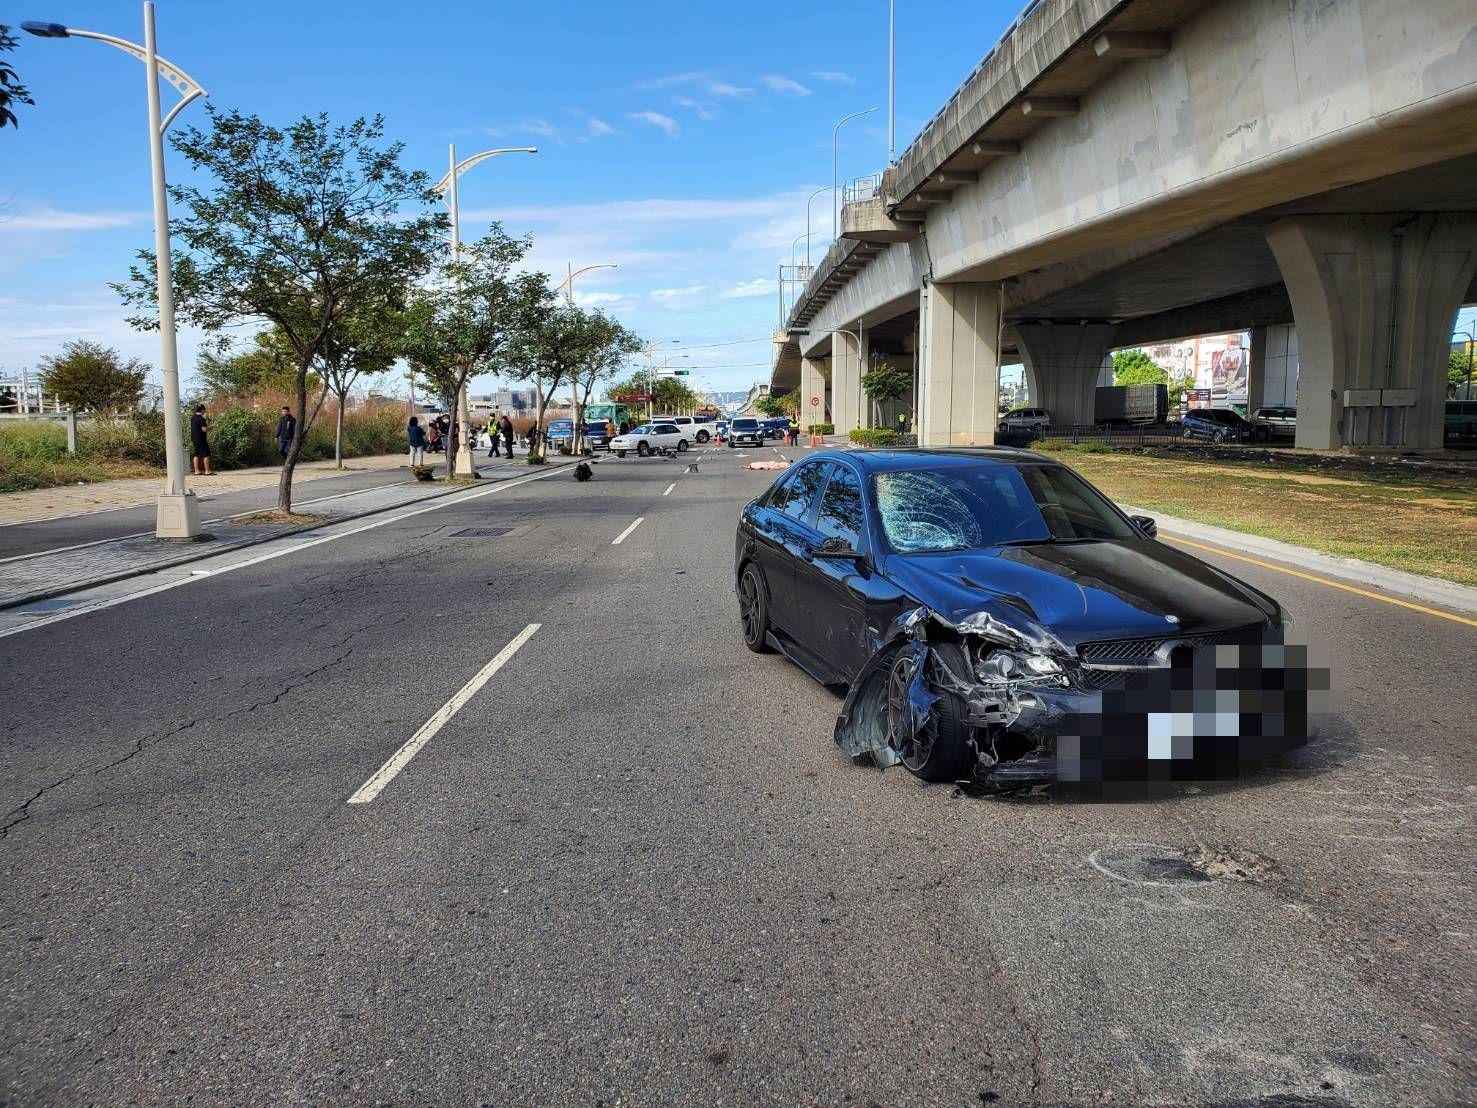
[[1130, 514, 1157, 538], [816, 536, 865, 560]]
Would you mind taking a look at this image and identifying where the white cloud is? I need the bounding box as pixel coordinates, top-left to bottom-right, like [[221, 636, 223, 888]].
[[573, 291, 629, 307], [706, 81, 754, 99], [626, 111, 681, 138], [810, 70, 856, 85], [585, 115, 617, 138], [651, 285, 708, 306], [674, 96, 717, 121], [759, 74, 811, 97], [636, 70, 711, 90], [721, 278, 773, 300], [0, 209, 149, 232]]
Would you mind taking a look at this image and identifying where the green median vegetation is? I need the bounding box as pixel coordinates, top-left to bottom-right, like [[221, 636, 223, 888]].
[[848, 428, 902, 447], [1032, 441, 1477, 586]]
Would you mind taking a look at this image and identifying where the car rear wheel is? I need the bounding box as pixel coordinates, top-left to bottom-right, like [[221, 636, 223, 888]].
[[886, 650, 972, 783], [737, 564, 771, 653], [677, 440, 688, 452], [697, 430, 710, 443], [637, 441, 650, 457]]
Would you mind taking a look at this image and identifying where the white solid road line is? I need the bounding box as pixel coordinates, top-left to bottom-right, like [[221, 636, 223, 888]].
[[612, 516, 645, 545], [348, 623, 541, 805], [662, 483, 676, 496], [0, 465, 567, 640]]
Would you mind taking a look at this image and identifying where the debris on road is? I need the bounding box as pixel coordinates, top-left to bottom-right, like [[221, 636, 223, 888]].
[[574, 462, 593, 481]]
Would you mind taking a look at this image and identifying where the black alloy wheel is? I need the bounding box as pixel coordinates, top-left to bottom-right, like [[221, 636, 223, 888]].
[[697, 430, 710, 443], [738, 565, 771, 653], [677, 440, 689, 452], [886, 650, 971, 782], [637, 441, 650, 457]]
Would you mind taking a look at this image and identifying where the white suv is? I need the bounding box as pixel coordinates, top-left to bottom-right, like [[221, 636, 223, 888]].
[[999, 407, 1051, 434], [651, 415, 712, 444], [610, 422, 690, 457]]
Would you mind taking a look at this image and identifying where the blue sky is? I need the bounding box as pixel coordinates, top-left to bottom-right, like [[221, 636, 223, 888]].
[[1, 0, 1030, 398]]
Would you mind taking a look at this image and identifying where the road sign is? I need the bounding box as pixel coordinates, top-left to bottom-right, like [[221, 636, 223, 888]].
[[810, 396, 819, 406], [672, 370, 690, 376], [613, 393, 653, 403]]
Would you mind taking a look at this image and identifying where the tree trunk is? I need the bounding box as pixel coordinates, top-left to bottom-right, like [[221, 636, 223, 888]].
[[334, 393, 345, 468], [446, 385, 460, 478], [277, 356, 313, 515], [532, 383, 547, 462]]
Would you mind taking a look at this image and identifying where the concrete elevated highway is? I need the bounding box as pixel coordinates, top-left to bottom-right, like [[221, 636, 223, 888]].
[[772, 0, 1477, 450]]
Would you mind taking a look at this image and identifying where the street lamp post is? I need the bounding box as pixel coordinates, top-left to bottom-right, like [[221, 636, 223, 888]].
[[804, 185, 833, 268], [432, 144, 537, 477], [25, 4, 207, 540], [552, 262, 618, 307], [833, 108, 878, 239]]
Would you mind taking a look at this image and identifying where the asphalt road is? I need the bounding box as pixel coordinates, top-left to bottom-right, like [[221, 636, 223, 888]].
[[1, 443, 1473, 1107]]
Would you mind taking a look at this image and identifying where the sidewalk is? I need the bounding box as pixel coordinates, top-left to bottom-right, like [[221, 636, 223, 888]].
[[0, 453, 412, 526], [0, 455, 574, 611]]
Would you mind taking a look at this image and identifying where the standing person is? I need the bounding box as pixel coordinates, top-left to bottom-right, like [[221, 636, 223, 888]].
[[407, 416, 426, 466], [189, 405, 212, 476], [428, 422, 442, 454], [275, 405, 296, 461], [500, 414, 515, 459]]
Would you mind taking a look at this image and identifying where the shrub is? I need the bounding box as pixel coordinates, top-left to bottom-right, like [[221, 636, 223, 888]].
[[805, 422, 835, 435], [205, 406, 276, 469], [848, 427, 902, 447]]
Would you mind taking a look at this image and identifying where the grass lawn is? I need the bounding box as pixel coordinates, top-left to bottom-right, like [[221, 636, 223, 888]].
[[1039, 443, 1477, 587]]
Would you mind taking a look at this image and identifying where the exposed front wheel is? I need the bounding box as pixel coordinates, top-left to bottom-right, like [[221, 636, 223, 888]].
[[886, 650, 972, 783], [737, 564, 772, 653], [637, 442, 650, 457], [677, 440, 689, 452]]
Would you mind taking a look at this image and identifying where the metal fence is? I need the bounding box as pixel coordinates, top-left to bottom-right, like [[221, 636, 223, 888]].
[[843, 173, 882, 205]]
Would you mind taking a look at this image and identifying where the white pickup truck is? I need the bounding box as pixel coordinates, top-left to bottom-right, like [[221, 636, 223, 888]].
[[650, 415, 714, 444]]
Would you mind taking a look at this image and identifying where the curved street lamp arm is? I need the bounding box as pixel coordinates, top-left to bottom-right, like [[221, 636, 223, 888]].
[[432, 147, 539, 197], [552, 263, 619, 295], [62, 28, 207, 132]]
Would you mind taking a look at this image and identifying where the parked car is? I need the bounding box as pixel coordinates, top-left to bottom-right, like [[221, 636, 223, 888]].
[[714, 420, 730, 440], [728, 417, 766, 447], [546, 418, 576, 447], [610, 422, 689, 457], [650, 415, 713, 443], [583, 422, 613, 450], [733, 448, 1311, 790], [1251, 406, 1297, 437], [999, 407, 1051, 435], [759, 417, 790, 440], [1182, 408, 1269, 443]]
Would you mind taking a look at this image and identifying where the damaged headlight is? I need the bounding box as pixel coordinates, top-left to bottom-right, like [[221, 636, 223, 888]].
[[974, 646, 1065, 686]]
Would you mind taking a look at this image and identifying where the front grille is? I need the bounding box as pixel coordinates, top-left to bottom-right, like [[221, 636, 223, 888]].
[[1078, 624, 1264, 664]]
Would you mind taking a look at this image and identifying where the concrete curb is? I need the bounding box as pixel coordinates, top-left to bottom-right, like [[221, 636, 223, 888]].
[[2, 458, 575, 613], [1123, 503, 1477, 616]]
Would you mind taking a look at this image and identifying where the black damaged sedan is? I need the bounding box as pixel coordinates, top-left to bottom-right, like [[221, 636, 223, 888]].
[[734, 448, 1319, 791]]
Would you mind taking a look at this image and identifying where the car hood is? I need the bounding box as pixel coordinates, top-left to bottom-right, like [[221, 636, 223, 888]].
[[881, 538, 1275, 650]]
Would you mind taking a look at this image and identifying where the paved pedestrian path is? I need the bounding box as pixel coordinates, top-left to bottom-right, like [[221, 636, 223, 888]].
[[0, 456, 567, 611], [0, 453, 414, 526]]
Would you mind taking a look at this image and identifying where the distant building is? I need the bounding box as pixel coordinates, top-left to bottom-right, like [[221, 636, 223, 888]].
[[470, 387, 538, 413]]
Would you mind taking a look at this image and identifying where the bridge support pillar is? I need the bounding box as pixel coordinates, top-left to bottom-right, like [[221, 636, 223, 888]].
[[1265, 213, 1477, 450], [919, 280, 1001, 446], [800, 354, 830, 432], [1014, 323, 1116, 428], [831, 331, 862, 435]]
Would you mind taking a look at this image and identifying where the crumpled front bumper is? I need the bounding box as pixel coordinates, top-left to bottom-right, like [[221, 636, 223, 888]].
[[834, 607, 1326, 792]]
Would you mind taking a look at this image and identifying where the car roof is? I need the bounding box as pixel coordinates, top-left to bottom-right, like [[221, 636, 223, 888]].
[[800, 446, 1064, 473]]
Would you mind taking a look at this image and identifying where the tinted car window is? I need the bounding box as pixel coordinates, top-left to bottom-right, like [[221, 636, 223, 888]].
[[732, 419, 760, 430], [815, 465, 864, 549], [873, 463, 1137, 553], [782, 462, 830, 525]]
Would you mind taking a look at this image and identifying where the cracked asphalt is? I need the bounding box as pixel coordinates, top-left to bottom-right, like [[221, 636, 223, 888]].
[[1, 444, 1473, 1106]]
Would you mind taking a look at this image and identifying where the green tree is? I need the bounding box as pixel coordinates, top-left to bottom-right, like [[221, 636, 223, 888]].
[[400, 229, 543, 471], [862, 361, 910, 429], [1450, 347, 1474, 397], [569, 316, 642, 452], [116, 109, 446, 512], [1112, 349, 1166, 385], [194, 329, 302, 399], [754, 391, 798, 419], [320, 296, 405, 467], [36, 341, 148, 416], [505, 296, 623, 462], [0, 25, 33, 130]]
